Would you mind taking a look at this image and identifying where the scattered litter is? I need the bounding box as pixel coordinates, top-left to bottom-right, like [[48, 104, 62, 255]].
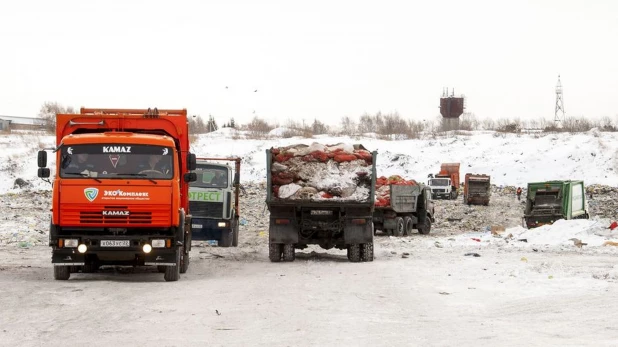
[[402, 252, 410, 259], [439, 292, 451, 295], [521, 257, 528, 262], [464, 252, 481, 257]]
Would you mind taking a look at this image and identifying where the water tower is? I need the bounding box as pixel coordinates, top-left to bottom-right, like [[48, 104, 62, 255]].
[[440, 88, 465, 131]]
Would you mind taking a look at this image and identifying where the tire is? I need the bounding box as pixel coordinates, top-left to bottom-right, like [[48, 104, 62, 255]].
[[361, 243, 374, 262], [403, 216, 414, 236], [269, 242, 283, 262], [54, 266, 70, 280], [393, 217, 404, 237], [164, 249, 180, 282], [82, 262, 99, 273], [219, 229, 233, 248], [282, 244, 295, 262], [418, 217, 432, 235], [232, 220, 239, 247], [348, 244, 361, 262], [180, 247, 190, 274]]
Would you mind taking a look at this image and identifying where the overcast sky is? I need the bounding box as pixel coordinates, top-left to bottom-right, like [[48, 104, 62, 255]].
[[1, 0, 617, 126]]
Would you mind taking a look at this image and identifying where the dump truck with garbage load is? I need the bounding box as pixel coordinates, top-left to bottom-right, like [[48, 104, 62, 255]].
[[373, 175, 435, 236], [428, 163, 460, 199], [265, 143, 376, 262], [523, 180, 590, 229], [36, 107, 197, 281], [189, 157, 241, 247], [463, 173, 491, 205]]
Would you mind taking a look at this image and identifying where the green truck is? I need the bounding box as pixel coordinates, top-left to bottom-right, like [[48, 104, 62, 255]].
[[523, 180, 589, 229]]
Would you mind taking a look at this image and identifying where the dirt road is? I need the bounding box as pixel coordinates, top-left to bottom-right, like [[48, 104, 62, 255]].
[[1, 242, 617, 347]]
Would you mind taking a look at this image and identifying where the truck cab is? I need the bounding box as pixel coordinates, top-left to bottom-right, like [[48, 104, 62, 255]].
[[189, 158, 240, 247], [427, 177, 453, 199], [36, 108, 197, 282]]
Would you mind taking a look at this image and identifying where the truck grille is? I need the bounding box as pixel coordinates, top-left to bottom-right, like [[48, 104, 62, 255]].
[[190, 201, 223, 218]]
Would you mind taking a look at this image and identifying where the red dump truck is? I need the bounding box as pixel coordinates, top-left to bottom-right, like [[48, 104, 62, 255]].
[[428, 163, 460, 199], [463, 173, 491, 205]]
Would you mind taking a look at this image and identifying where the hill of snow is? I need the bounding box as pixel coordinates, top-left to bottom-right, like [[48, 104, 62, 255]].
[[1, 129, 617, 194]]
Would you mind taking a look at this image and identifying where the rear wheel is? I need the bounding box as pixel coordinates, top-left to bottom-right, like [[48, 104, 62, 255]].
[[164, 249, 180, 282], [269, 242, 283, 262], [282, 244, 295, 262], [348, 244, 361, 262], [393, 217, 404, 237], [361, 243, 374, 262], [403, 217, 414, 236], [418, 217, 432, 235], [54, 266, 70, 280]]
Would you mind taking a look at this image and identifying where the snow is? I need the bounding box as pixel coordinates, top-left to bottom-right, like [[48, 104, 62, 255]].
[[1, 130, 618, 345], [3, 130, 618, 193]]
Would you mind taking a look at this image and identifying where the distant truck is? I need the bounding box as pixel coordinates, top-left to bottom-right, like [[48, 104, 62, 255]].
[[36, 108, 197, 281], [189, 157, 241, 247], [428, 163, 460, 199], [523, 180, 590, 229], [373, 184, 435, 236], [463, 173, 491, 205], [266, 143, 377, 263]]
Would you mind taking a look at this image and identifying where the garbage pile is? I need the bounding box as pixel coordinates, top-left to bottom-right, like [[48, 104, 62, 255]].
[[269, 143, 373, 201], [375, 175, 418, 207]]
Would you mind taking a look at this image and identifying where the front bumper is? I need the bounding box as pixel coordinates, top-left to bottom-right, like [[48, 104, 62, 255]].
[[50, 235, 180, 266], [190, 218, 232, 241]]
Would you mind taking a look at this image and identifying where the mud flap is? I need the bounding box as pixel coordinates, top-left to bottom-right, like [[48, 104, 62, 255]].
[[269, 219, 299, 244], [344, 220, 373, 244], [144, 251, 178, 266], [52, 251, 85, 266]]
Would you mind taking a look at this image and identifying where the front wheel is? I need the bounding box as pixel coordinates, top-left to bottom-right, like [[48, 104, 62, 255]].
[[418, 217, 432, 235], [164, 249, 180, 282], [219, 229, 233, 248], [54, 266, 71, 280], [232, 220, 239, 247], [180, 247, 190, 274]]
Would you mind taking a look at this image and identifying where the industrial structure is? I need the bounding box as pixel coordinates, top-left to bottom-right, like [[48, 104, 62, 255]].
[[554, 75, 565, 124], [439, 88, 465, 131]]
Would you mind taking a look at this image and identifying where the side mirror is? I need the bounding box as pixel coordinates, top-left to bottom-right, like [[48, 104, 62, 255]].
[[234, 172, 240, 186], [37, 151, 47, 168], [187, 153, 196, 171], [184, 172, 197, 182], [38, 168, 50, 178]]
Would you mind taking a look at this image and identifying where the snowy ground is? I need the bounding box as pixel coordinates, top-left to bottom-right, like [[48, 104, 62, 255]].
[[1, 130, 618, 346]]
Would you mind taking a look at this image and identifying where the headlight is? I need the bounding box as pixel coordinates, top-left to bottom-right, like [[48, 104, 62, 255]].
[[64, 239, 79, 248], [151, 239, 166, 248], [77, 244, 88, 253], [218, 222, 227, 227], [142, 244, 152, 253]]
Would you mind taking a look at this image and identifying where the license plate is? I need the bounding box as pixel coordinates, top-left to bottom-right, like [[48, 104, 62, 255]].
[[192, 224, 203, 229], [100, 240, 130, 247], [310, 210, 333, 215]]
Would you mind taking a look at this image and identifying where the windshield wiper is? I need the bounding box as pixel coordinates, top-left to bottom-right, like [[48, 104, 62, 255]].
[[111, 173, 158, 184], [64, 172, 102, 183]]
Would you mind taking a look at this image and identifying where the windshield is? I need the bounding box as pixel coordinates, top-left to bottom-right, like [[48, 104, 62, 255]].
[[59, 144, 174, 180], [191, 164, 229, 188], [429, 178, 450, 186]]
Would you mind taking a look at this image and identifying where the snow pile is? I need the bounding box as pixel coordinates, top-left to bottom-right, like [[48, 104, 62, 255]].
[[435, 219, 618, 249], [269, 142, 373, 202]]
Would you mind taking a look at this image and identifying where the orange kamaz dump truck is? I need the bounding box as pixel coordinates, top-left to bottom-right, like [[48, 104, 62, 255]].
[[36, 108, 197, 281]]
